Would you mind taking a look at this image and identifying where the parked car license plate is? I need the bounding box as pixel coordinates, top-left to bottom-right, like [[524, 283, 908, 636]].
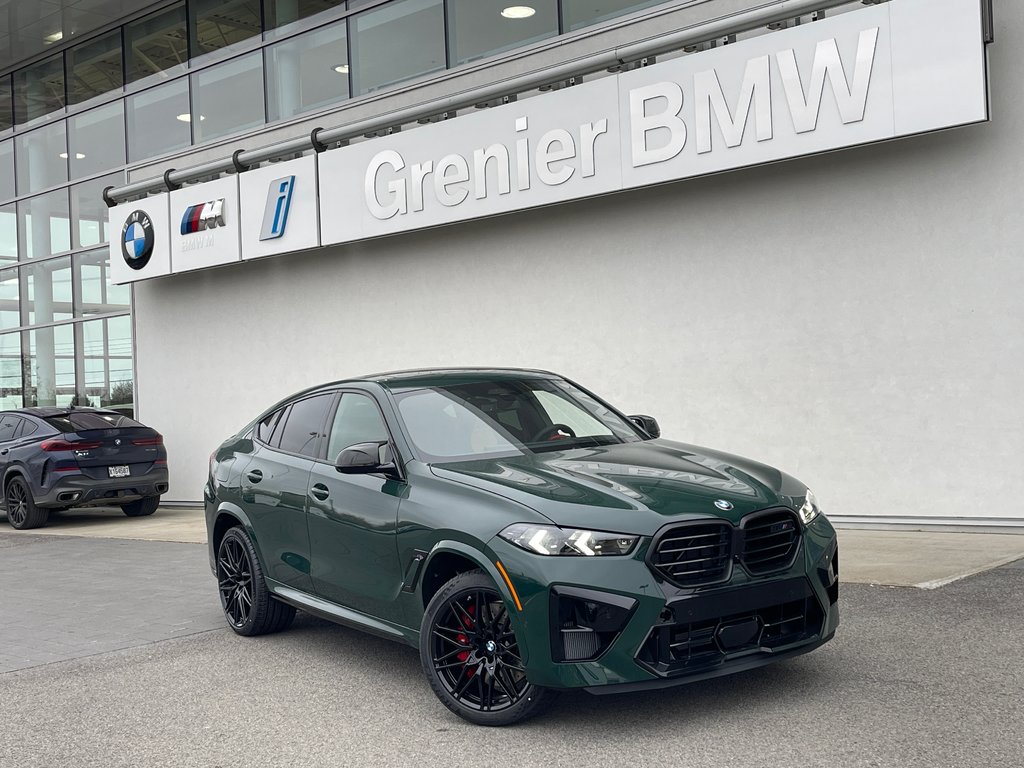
[[108, 465, 130, 478]]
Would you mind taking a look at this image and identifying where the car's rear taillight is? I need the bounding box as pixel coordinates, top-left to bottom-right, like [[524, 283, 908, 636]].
[[132, 435, 163, 446], [41, 439, 102, 452]]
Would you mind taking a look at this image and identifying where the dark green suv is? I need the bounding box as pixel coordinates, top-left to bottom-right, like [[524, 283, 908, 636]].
[[204, 369, 838, 725]]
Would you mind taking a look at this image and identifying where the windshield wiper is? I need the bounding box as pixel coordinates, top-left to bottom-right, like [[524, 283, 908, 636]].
[[529, 435, 621, 452]]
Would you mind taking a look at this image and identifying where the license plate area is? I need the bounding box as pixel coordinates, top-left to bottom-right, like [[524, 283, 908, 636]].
[[108, 465, 130, 478]]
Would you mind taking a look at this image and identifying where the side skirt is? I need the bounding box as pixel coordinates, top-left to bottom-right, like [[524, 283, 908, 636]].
[[268, 582, 419, 647]]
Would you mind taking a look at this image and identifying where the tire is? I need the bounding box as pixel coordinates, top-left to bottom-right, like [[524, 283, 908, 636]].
[[122, 495, 160, 517], [420, 570, 556, 726], [5, 476, 48, 530], [216, 526, 295, 636]]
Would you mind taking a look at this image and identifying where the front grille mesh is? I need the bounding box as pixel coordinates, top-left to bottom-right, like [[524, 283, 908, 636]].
[[650, 522, 732, 587], [740, 510, 800, 574]]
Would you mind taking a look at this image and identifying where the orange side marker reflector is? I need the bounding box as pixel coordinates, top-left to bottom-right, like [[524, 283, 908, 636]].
[[495, 561, 523, 611]]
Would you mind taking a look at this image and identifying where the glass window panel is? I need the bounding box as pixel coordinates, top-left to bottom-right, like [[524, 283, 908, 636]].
[[0, 268, 18, 330], [0, 203, 16, 264], [191, 53, 264, 143], [17, 190, 72, 260], [68, 101, 127, 180], [265, 0, 346, 33], [126, 2, 188, 85], [561, 0, 665, 31], [13, 54, 65, 126], [190, 0, 262, 58], [266, 21, 349, 122], [0, 76, 12, 132], [15, 121, 68, 195], [0, 141, 13, 202], [81, 316, 133, 409], [76, 249, 130, 318], [24, 256, 73, 326], [66, 29, 124, 106], [71, 172, 124, 251], [351, 0, 445, 96], [24, 324, 76, 407], [448, 1, 558, 65], [126, 78, 191, 162], [0, 332, 22, 409]]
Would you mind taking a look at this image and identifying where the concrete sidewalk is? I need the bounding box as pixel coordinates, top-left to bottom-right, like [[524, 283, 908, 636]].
[[3, 505, 1023, 589]]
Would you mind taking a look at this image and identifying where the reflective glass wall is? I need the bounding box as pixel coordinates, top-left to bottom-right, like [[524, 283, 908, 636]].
[[0, 0, 673, 410]]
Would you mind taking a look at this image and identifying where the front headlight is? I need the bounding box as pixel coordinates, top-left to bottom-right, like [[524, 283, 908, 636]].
[[798, 489, 822, 525], [498, 524, 638, 556]]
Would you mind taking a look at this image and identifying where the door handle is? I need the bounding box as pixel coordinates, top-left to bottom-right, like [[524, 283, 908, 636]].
[[246, 469, 263, 483], [310, 483, 330, 502]]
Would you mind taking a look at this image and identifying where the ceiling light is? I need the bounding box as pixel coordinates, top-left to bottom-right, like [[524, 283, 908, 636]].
[[501, 6, 536, 18], [176, 113, 205, 122], [333, 64, 349, 74], [44, 31, 64, 43], [59, 153, 86, 160]]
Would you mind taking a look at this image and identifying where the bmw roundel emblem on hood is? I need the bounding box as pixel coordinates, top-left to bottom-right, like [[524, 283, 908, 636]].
[[714, 499, 734, 511], [121, 210, 155, 271]]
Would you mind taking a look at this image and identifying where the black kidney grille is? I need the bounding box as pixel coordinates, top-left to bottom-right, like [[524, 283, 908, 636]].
[[651, 522, 732, 587], [741, 510, 800, 574]]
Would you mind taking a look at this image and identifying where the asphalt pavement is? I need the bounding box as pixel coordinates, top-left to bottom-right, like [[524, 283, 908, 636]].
[[1, 530, 1022, 767]]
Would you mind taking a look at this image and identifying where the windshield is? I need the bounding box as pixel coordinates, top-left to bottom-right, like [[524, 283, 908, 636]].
[[393, 378, 641, 463]]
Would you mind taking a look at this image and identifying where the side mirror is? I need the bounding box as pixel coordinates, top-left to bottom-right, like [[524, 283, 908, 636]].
[[628, 414, 661, 439], [335, 441, 398, 476]]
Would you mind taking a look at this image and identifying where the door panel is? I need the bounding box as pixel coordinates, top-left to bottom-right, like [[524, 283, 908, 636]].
[[241, 443, 316, 591], [307, 392, 406, 623]]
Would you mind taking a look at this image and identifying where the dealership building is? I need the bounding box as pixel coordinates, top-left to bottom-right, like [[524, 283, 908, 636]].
[[0, 0, 1015, 528]]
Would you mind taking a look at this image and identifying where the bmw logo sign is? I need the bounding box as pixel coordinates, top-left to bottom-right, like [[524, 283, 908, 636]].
[[714, 499, 734, 511], [121, 210, 154, 271]]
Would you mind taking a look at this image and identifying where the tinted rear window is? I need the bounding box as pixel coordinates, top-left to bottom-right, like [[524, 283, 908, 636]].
[[43, 411, 145, 432]]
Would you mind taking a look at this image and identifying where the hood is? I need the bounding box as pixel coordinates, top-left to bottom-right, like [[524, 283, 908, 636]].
[[430, 439, 807, 536]]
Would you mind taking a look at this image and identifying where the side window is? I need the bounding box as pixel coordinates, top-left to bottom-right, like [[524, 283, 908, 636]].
[[277, 394, 333, 457], [15, 419, 37, 438], [0, 415, 21, 442], [326, 393, 390, 463], [255, 409, 284, 445]]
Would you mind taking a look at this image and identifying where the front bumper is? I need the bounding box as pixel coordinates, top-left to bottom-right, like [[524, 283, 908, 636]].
[[486, 514, 839, 691]]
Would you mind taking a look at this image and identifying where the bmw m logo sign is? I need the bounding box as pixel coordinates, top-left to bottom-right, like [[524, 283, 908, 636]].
[[120, 210, 154, 271], [181, 199, 226, 234]]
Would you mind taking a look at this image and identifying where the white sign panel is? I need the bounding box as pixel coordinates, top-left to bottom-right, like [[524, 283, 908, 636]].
[[239, 155, 320, 261], [109, 193, 171, 284], [169, 175, 241, 274], [320, 76, 622, 246]]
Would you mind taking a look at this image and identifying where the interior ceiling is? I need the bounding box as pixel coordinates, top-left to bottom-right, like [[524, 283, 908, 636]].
[[0, 0, 163, 74]]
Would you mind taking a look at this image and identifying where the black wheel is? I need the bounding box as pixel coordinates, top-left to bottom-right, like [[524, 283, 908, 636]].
[[122, 495, 160, 517], [5, 477, 48, 530], [420, 570, 556, 726], [216, 526, 295, 636]]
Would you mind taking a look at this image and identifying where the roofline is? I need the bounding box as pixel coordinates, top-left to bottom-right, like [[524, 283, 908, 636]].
[[358, 366, 559, 382]]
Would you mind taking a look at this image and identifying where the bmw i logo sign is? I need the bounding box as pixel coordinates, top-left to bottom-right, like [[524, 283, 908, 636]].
[[714, 499, 734, 511], [121, 210, 155, 271]]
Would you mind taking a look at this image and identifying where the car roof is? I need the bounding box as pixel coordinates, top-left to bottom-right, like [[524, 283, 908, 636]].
[[301, 367, 561, 395], [3, 406, 118, 418]]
